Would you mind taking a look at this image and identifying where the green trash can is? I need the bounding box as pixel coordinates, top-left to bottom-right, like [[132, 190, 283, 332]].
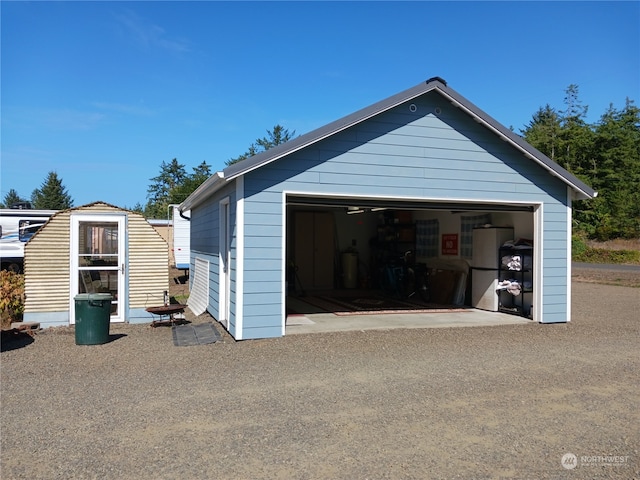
[[74, 293, 112, 345]]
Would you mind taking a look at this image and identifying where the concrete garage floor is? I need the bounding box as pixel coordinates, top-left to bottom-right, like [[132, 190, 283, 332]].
[[286, 308, 533, 334]]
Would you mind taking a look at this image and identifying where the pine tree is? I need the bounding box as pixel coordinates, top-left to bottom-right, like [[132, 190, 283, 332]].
[[1, 189, 27, 208], [145, 159, 188, 218], [589, 99, 640, 238], [168, 161, 212, 205], [522, 105, 561, 161], [558, 84, 592, 175], [520, 84, 640, 239], [31, 172, 73, 210], [226, 124, 296, 166]]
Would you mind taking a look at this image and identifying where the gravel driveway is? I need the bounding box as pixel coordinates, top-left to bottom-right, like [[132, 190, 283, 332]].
[[1, 281, 638, 479]]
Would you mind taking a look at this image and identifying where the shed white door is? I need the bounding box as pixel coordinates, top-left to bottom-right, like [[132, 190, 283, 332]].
[[70, 214, 126, 323]]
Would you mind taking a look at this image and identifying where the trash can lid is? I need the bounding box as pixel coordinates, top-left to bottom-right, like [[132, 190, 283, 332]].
[[75, 293, 113, 301]]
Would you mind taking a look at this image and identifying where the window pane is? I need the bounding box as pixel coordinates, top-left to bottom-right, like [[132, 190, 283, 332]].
[[19, 219, 47, 242], [78, 221, 119, 256], [78, 270, 118, 315]]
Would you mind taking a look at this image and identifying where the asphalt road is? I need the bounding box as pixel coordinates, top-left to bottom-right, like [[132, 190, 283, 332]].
[[573, 262, 640, 272]]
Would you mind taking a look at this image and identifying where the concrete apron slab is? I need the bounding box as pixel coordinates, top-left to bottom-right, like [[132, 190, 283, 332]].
[[286, 309, 532, 335]]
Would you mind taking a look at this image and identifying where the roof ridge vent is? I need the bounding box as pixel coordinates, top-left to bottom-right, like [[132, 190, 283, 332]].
[[427, 76, 447, 86]]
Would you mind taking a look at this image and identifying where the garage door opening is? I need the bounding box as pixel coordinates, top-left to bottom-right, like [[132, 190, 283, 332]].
[[285, 195, 537, 325]]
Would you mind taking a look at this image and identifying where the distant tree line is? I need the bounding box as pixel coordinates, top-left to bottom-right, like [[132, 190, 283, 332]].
[[521, 85, 640, 240]]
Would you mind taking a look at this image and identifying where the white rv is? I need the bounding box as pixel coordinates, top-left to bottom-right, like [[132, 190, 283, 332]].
[[0, 208, 57, 272], [171, 205, 190, 270]]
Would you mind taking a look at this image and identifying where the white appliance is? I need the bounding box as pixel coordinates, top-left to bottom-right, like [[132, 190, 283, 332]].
[[342, 252, 358, 289], [471, 227, 513, 311], [172, 205, 191, 270]]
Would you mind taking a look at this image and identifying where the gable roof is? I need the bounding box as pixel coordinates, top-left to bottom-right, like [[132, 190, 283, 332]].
[[182, 78, 596, 210]]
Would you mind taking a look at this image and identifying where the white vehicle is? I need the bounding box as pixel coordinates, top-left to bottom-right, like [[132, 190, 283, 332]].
[[0, 208, 57, 272], [171, 205, 190, 270]]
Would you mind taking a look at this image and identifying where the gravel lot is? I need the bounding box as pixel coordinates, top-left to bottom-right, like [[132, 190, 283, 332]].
[[1, 279, 639, 480]]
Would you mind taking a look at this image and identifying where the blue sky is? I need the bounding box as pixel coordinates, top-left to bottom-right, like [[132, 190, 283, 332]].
[[2, 1, 638, 211]]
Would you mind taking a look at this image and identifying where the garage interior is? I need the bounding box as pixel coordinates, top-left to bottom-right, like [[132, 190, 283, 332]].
[[286, 196, 535, 320]]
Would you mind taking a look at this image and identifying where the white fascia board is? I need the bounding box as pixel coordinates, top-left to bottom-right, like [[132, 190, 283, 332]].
[[566, 186, 572, 323], [235, 176, 244, 340], [180, 171, 225, 212]]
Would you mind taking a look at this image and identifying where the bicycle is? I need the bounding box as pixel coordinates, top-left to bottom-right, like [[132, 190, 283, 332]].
[[381, 251, 429, 302]]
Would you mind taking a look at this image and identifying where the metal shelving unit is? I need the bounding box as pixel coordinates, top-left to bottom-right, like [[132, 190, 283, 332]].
[[497, 244, 533, 318]]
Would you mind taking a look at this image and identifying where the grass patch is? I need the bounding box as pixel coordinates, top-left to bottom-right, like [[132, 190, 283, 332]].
[[572, 236, 640, 264], [573, 248, 640, 264], [172, 294, 189, 304]]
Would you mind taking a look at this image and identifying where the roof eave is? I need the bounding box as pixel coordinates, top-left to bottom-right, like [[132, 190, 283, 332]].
[[180, 171, 225, 211]]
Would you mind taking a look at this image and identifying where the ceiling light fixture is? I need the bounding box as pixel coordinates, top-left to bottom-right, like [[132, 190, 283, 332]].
[[346, 207, 365, 215]]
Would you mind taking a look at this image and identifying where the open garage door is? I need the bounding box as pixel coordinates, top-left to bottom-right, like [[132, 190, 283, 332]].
[[286, 194, 538, 323], [287, 195, 534, 213]]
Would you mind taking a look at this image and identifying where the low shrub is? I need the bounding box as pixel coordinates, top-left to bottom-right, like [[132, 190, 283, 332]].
[[572, 235, 588, 258], [573, 247, 640, 265], [1, 271, 25, 328]]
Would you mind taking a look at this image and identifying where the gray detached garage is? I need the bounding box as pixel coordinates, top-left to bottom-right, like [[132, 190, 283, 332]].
[[23, 202, 169, 328], [181, 77, 596, 340]]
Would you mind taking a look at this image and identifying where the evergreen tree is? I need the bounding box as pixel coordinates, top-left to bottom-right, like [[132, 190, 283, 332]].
[[1, 189, 27, 208], [522, 105, 561, 162], [144, 159, 214, 218], [589, 99, 640, 239], [558, 84, 592, 175], [168, 161, 212, 205], [31, 172, 73, 210], [145, 159, 188, 218], [521, 85, 639, 239], [226, 124, 296, 166], [125, 202, 145, 214]]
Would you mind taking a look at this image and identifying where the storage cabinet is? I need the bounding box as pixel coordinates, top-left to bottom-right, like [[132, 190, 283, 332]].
[[497, 244, 533, 317], [293, 212, 335, 290]]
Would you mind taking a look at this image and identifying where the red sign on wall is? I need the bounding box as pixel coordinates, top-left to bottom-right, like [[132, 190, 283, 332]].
[[441, 234, 459, 255]]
